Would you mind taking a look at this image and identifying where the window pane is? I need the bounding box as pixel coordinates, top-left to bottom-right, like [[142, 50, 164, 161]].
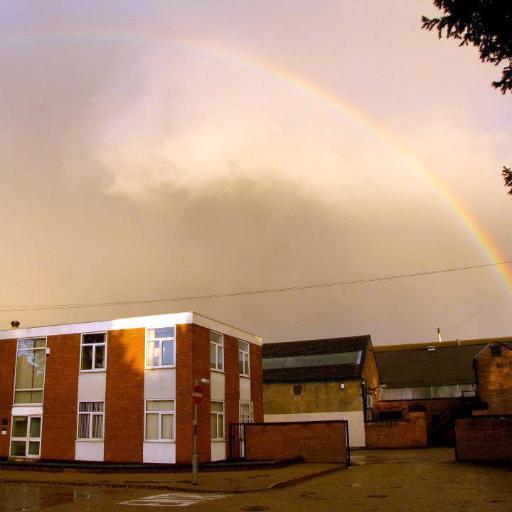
[[146, 400, 173, 412], [238, 340, 249, 352], [154, 327, 175, 339], [15, 350, 43, 389], [210, 332, 223, 345], [82, 333, 105, 345], [12, 417, 28, 438], [145, 413, 159, 440], [94, 345, 105, 369], [28, 441, 40, 456], [146, 340, 160, 367], [81, 345, 93, 370], [29, 417, 41, 438], [14, 390, 43, 404], [162, 340, 174, 366], [211, 401, 224, 413], [210, 344, 217, 368], [218, 416, 224, 439], [211, 414, 217, 439], [92, 414, 103, 438], [217, 346, 224, 370], [161, 414, 173, 439], [77, 414, 90, 439], [11, 441, 26, 456]]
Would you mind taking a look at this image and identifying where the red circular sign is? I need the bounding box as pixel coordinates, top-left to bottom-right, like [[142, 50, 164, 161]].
[[192, 384, 203, 404]]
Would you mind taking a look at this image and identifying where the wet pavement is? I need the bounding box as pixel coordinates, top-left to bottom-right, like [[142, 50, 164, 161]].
[[0, 448, 511, 511]]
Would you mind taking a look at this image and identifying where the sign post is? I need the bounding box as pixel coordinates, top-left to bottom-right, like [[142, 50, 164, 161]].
[[191, 384, 203, 486]]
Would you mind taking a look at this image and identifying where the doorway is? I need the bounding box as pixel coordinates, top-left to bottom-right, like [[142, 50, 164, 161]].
[[10, 415, 42, 458]]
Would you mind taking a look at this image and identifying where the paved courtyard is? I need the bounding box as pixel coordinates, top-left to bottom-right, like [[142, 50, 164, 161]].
[[0, 448, 511, 511]]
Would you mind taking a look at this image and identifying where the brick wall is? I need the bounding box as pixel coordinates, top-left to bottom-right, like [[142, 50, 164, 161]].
[[474, 345, 512, 415], [250, 344, 263, 422], [104, 328, 145, 462], [0, 339, 16, 459], [41, 334, 80, 460], [244, 421, 348, 463], [455, 416, 512, 462], [224, 335, 240, 453], [365, 412, 428, 449], [175, 324, 211, 464]]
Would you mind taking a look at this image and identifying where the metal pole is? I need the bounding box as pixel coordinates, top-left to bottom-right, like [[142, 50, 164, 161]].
[[192, 402, 198, 485]]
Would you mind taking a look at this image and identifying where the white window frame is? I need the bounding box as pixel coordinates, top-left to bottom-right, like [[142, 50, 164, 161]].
[[210, 400, 225, 441], [79, 332, 107, 372], [210, 331, 224, 372], [10, 415, 43, 459], [76, 401, 105, 441], [144, 399, 176, 442], [239, 400, 254, 424], [145, 326, 176, 369], [13, 337, 47, 406], [238, 340, 250, 377]]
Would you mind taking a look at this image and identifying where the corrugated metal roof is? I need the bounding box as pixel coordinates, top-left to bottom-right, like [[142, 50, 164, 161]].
[[263, 335, 370, 383], [375, 343, 487, 387]]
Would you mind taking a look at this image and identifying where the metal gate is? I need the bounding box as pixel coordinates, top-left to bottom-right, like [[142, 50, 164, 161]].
[[229, 423, 247, 459]]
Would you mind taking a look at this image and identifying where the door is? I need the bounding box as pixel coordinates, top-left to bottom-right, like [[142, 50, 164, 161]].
[[10, 416, 42, 458]]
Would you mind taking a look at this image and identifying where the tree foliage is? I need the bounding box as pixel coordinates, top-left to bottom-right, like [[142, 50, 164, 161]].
[[422, 1, 512, 94], [423, 1, 512, 195]]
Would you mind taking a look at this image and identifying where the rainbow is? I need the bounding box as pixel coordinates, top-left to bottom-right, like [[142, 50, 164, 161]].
[[2, 26, 511, 288]]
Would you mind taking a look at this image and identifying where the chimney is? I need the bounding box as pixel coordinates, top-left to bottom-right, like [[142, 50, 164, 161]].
[[437, 327, 442, 343], [10, 320, 20, 329]]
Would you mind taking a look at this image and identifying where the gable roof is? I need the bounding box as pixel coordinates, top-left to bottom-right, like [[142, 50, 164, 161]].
[[375, 342, 488, 387], [263, 335, 371, 383]]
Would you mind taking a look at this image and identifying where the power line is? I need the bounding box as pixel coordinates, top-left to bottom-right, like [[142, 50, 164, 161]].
[[0, 259, 511, 314], [445, 287, 512, 336]]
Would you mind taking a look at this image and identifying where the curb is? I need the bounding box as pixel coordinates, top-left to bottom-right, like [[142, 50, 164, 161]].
[[0, 465, 347, 494]]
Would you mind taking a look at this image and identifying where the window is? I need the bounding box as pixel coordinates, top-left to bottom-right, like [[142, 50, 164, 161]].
[[14, 338, 46, 404], [239, 401, 254, 423], [145, 400, 175, 441], [80, 333, 106, 371], [146, 327, 175, 368], [210, 331, 224, 371], [210, 401, 224, 440], [10, 416, 41, 458], [238, 340, 250, 376], [77, 402, 104, 440]]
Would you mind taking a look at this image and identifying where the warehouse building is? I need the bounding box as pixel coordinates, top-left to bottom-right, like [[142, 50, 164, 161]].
[[262, 335, 379, 447], [0, 312, 263, 464]]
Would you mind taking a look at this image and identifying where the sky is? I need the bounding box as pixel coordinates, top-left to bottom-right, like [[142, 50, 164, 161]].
[[0, 0, 511, 345]]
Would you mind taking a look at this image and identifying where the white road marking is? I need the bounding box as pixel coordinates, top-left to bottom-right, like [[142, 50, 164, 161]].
[[120, 492, 227, 507]]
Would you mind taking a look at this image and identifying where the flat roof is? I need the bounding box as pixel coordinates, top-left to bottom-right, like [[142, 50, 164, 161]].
[[0, 312, 262, 345]]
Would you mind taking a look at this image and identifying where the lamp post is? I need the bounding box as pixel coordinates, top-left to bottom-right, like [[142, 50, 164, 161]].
[[192, 378, 209, 486]]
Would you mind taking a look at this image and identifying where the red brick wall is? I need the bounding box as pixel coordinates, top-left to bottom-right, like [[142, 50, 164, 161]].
[[378, 398, 459, 422], [224, 335, 240, 454], [365, 412, 428, 448], [0, 340, 16, 458], [41, 334, 80, 460], [474, 345, 512, 415], [175, 324, 211, 464], [250, 344, 263, 422], [244, 421, 348, 463], [455, 416, 512, 462], [104, 328, 145, 462]]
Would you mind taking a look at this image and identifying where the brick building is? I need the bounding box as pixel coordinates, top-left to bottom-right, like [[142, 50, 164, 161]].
[[262, 335, 379, 447], [0, 312, 263, 464]]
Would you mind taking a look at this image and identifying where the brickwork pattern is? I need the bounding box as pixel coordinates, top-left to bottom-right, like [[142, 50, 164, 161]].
[[365, 412, 428, 448], [41, 334, 80, 460], [250, 344, 264, 422], [104, 328, 145, 462], [474, 345, 512, 415], [0, 339, 16, 458], [455, 416, 512, 462], [244, 421, 348, 463]]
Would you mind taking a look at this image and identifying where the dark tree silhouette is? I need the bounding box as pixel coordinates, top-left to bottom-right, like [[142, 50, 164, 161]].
[[422, 1, 512, 195]]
